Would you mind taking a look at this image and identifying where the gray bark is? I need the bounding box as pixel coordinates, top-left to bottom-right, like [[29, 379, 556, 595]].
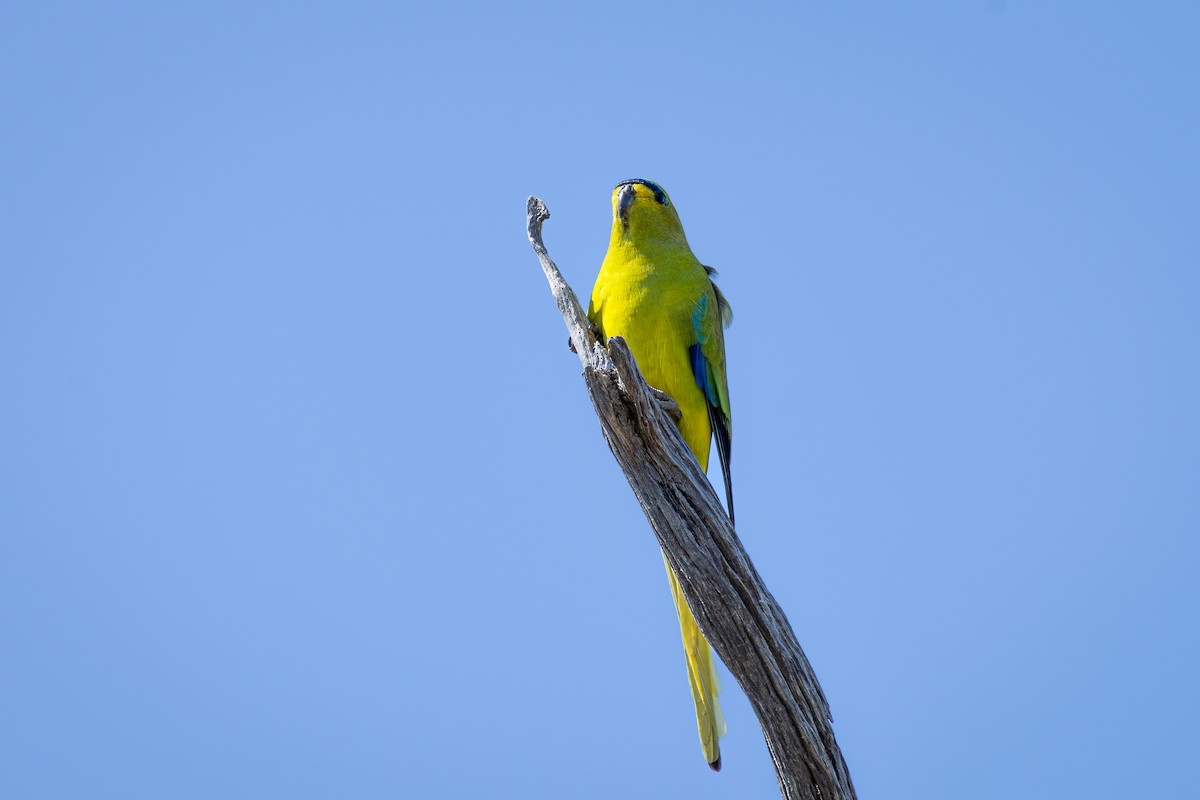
[[526, 196, 856, 800]]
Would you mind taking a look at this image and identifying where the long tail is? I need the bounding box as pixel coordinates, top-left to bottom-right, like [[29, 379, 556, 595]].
[[662, 552, 726, 770]]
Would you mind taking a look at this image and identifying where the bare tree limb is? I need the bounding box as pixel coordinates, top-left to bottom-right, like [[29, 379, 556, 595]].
[[526, 196, 857, 800]]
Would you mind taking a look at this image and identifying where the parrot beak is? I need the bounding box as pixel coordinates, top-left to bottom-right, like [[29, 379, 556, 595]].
[[617, 183, 636, 224]]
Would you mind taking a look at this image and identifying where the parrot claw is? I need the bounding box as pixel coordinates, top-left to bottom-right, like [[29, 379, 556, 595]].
[[568, 321, 602, 354], [648, 386, 683, 422]]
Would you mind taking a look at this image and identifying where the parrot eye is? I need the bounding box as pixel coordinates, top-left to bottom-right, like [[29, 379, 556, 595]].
[[643, 181, 669, 206]]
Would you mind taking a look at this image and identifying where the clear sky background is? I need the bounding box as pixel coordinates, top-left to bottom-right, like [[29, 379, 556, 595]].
[[3, 2, 1197, 798]]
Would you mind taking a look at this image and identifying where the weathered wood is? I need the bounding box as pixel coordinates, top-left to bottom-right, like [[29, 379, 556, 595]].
[[526, 196, 856, 800]]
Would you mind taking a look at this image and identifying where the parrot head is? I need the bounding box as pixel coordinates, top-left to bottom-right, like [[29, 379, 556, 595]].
[[611, 178, 688, 244]]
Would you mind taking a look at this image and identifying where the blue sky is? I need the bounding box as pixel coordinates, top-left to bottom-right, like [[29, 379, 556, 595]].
[[2, 2, 1197, 798]]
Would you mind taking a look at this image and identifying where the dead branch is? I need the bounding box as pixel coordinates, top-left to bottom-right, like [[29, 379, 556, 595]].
[[527, 196, 855, 800]]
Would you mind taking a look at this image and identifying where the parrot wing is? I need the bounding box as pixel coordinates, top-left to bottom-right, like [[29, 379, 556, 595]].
[[689, 267, 734, 524]]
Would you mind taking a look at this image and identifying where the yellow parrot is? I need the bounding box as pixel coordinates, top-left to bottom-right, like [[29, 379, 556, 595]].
[[587, 178, 734, 770]]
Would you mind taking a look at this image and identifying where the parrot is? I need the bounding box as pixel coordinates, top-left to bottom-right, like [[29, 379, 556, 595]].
[[587, 178, 734, 771]]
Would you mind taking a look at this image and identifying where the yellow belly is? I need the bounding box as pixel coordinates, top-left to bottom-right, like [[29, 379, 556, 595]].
[[588, 259, 713, 469]]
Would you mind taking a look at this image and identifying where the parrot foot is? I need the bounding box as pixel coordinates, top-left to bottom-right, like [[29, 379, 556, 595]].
[[648, 386, 683, 423], [567, 320, 603, 354]]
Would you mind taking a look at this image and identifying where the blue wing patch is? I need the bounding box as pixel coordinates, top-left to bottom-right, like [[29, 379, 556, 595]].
[[690, 295, 717, 401]]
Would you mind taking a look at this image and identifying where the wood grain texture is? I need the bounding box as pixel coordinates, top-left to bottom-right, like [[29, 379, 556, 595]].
[[527, 196, 856, 800]]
